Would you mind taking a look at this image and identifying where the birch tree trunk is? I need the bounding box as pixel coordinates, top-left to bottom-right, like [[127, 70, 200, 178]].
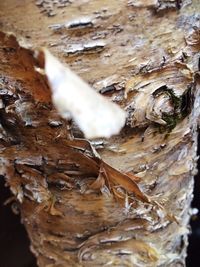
[[0, 0, 200, 266]]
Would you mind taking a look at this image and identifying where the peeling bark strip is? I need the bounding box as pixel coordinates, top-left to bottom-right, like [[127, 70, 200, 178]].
[[41, 49, 126, 139], [0, 0, 200, 266]]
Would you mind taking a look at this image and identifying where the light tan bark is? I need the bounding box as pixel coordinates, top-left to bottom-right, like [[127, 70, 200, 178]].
[[0, 0, 200, 266]]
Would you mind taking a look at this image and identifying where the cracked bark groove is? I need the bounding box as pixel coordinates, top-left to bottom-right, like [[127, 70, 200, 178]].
[[0, 0, 200, 266]]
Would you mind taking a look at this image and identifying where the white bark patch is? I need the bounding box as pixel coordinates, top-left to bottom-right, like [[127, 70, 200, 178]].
[[43, 49, 126, 139]]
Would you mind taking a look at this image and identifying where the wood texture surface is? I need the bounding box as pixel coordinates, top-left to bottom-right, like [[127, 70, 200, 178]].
[[0, 0, 200, 266]]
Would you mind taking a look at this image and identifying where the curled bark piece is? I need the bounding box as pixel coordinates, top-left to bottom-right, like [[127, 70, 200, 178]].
[[42, 49, 126, 139], [125, 65, 193, 129]]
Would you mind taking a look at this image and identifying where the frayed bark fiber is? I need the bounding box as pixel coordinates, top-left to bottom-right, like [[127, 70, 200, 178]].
[[0, 0, 200, 266]]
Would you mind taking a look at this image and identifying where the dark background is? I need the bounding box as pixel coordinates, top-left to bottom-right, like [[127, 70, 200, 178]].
[[186, 149, 200, 267], [0, 150, 200, 267]]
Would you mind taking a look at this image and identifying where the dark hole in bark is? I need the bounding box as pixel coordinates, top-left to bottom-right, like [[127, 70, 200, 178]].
[[187, 132, 200, 267]]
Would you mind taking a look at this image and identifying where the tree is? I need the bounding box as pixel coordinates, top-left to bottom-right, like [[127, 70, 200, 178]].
[[0, 0, 200, 266]]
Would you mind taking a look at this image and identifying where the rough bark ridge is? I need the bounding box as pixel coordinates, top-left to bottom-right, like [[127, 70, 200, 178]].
[[0, 0, 200, 266]]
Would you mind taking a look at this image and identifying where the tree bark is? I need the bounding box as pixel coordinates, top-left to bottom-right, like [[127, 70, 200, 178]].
[[0, 0, 200, 266]]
